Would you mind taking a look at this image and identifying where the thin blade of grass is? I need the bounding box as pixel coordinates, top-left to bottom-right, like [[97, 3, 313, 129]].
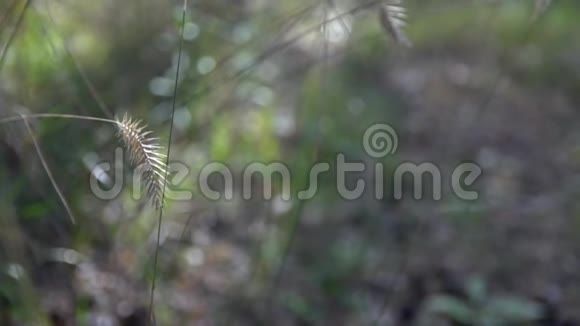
[[147, 0, 187, 324], [0, 0, 20, 33], [20, 115, 76, 224], [37, 1, 114, 118], [0, 0, 31, 72]]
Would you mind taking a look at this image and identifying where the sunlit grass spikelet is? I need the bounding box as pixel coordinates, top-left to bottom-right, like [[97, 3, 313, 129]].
[[116, 113, 167, 209], [379, 0, 410, 46]]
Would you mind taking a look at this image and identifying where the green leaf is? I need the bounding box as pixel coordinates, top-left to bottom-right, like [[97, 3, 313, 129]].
[[485, 295, 542, 322], [466, 275, 487, 304], [427, 295, 474, 324]]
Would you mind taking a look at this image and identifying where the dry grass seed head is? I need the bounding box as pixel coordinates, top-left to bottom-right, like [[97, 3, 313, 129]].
[[116, 113, 167, 209], [379, 0, 411, 46]]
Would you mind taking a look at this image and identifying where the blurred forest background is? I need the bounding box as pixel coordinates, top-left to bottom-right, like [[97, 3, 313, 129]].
[[1, 0, 580, 325]]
